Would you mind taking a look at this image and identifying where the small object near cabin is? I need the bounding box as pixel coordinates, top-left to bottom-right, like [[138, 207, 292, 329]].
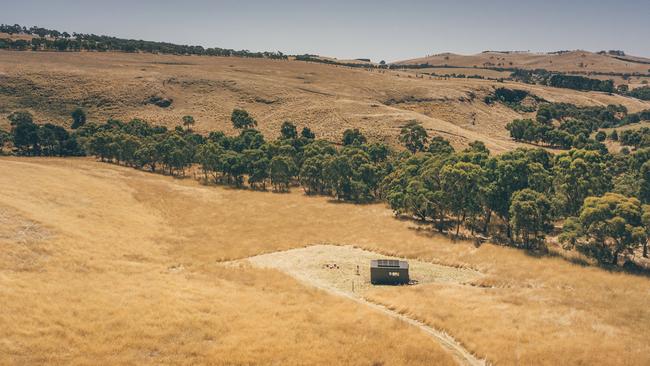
[[370, 259, 409, 285]]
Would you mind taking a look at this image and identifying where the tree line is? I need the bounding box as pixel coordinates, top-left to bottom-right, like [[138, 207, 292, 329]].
[[3, 109, 650, 267], [506, 101, 650, 149], [0, 23, 286, 59]]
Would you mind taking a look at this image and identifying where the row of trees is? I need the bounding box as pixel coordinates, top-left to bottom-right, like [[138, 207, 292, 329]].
[[0, 23, 286, 59], [506, 102, 650, 149], [78, 111, 392, 202], [2, 110, 83, 156], [548, 74, 615, 93], [4, 107, 650, 266]]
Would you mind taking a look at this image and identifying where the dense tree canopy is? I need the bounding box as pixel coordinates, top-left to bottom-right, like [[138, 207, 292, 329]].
[[4, 102, 650, 268], [399, 120, 428, 153], [561, 193, 645, 264]]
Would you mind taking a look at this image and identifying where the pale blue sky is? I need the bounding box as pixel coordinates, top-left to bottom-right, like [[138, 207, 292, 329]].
[[2, 0, 649, 62]]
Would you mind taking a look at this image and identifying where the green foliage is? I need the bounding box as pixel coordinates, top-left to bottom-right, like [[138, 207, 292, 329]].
[[231, 109, 257, 130], [548, 74, 614, 93], [342, 128, 366, 146], [619, 128, 650, 149], [10, 116, 40, 154], [0, 128, 9, 151], [560, 193, 645, 264], [553, 149, 612, 216], [71, 108, 86, 129], [270, 155, 296, 192], [427, 136, 455, 156], [627, 86, 650, 101], [639, 161, 650, 204], [441, 161, 485, 237], [280, 121, 298, 140], [399, 120, 428, 153], [1, 23, 287, 59], [485, 88, 537, 112], [182, 115, 195, 130], [509, 189, 553, 249], [506, 103, 628, 150], [244, 149, 269, 190], [300, 127, 315, 140], [10, 98, 650, 265]]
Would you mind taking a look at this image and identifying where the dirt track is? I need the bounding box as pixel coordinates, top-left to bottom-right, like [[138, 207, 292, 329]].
[[230, 245, 486, 366]]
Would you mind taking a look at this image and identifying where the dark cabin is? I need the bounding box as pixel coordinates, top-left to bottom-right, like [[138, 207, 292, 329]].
[[370, 259, 409, 285]]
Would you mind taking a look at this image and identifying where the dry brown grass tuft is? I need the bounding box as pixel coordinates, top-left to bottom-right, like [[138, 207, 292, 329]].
[[1, 157, 649, 365]]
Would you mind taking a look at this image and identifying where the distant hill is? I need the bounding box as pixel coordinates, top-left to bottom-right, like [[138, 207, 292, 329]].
[[2, 50, 649, 154], [394, 50, 650, 75], [0, 23, 286, 59]]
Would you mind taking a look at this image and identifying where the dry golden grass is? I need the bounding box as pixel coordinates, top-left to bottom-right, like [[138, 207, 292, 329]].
[[397, 50, 650, 75], [0, 157, 458, 365], [1, 50, 649, 153], [1, 157, 649, 365]]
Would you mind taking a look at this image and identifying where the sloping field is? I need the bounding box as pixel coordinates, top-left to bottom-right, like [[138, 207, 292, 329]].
[[1, 51, 649, 153], [1, 157, 649, 365], [396, 50, 650, 74]]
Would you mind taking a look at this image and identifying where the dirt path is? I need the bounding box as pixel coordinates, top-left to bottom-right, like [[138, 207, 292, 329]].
[[306, 275, 486, 366], [230, 245, 486, 366]]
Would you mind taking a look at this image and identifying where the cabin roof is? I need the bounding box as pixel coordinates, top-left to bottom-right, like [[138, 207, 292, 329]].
[[370, 259, 409, 269]]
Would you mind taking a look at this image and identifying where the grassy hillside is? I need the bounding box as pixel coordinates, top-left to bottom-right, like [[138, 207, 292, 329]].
[[1, 157, 649, 365], [395, 50, 650, 75], [2, 51, 649, 153]]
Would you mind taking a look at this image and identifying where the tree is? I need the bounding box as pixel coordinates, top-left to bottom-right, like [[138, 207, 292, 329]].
[[509, 189, 553, 249], [595, 131, 606, 142], [642, 205, 650, 258], [342, 128, 366, 146], [640, 161, 650, 204], [280, 121, 297, 139], [440, 161, 484, 237], [0, 128, 9, 152], [196, 142, 223, 182], [135, 139, 161, 172], [219, 150, 246, 186], [553, 149, 611, 217], [182, 115, 195, 130], [301, 127, 315, 140], [270, 155, 296, 192], [427, 136, 454, 156], [323, 154, 353, 200], [71, 108, 86, 129], [243, 149, 269, 189], [399, 120, 428, 153], [300, 155, 326, 195], [560, 193, 645, 265], [609, 130, 619, 141], [11, 117, 39, 155], [231, 109, 257, 129], [8, 111, 34, 126], [506, 119, 537, 141]]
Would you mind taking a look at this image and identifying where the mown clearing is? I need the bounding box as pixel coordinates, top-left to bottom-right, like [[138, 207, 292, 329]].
[[239, 244, 481, 295]]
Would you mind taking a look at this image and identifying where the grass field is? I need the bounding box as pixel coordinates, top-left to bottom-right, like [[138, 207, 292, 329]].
[[1, 51, 649, 153], [396, 50, 650, 75], [1, 157, 649, 365]]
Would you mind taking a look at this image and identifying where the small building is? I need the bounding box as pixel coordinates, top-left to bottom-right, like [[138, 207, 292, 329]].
[[370, 259, 409, 285]]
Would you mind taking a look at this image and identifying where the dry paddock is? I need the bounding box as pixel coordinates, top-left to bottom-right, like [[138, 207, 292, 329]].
[[1, 157, 649, 365]]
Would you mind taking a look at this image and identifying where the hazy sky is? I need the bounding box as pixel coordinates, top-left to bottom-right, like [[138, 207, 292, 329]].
[[2, 0, 649, 62]]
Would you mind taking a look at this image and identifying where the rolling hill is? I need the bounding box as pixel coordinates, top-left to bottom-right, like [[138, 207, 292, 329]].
[[1, 50, 649, 153], [395, 50, 650, 75]]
